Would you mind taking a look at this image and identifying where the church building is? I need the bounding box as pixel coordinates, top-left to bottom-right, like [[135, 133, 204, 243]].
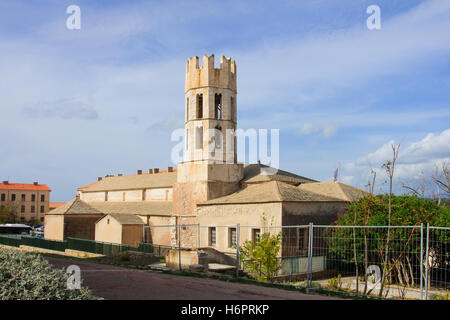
[[45, 54, 366, 251]]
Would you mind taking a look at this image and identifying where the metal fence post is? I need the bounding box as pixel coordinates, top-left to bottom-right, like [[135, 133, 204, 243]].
[[236, 223, 240, 279], [307, 223, 313, 289], [197, 223, 200, 249], [420, 223, 423, 300], [425, 223, 430, 300], [178, 223, 182, 271]]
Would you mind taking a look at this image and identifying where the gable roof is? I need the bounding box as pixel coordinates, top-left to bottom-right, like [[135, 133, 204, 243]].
[[46, 198, 172, 216], [297, 181, 368, 202], [47, 198, 103, 215], [98, 213, 144, 225], [199, 181, 343, 205], [242, 164, 317, 185], [78, 171, 177, 192]]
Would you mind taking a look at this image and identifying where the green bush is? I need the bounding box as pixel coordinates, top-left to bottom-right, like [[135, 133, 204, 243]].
[[0, 248, 92, 300]]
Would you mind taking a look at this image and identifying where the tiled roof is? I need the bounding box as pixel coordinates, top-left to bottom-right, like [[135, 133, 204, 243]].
[[98, 213, 144, 225], [0, 182, 51, 191], [242, 164, 317, 185], [49, 202, 65, 209], [78, 171, 177, 192], [297, 181, 368, 202], [199, 181, 344, 205], [46, 198, 172, 216]]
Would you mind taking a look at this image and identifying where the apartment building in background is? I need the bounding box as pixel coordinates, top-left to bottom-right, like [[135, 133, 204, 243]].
[[0, 181, 51, 223]]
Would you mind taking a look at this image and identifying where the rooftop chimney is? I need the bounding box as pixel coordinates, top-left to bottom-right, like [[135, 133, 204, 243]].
[[118, 173, 123, 177], [33, 182, 38, 186], [137, 170, 142, 175], [154, 168, 159, 174], [98, 177, 102, 181], [148, 169, 153, 174], [168, 166, 173, 172], [3, 181, 8, 185]]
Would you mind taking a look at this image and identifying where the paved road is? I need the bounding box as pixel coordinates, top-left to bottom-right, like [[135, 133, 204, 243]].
[[47, 257, 339, 300]]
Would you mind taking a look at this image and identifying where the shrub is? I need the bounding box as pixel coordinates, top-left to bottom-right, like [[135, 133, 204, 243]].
[[0, 248, 92, 300]]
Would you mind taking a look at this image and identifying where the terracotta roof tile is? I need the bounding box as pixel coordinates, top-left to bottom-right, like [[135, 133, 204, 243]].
[[0, 182, 51, 192]]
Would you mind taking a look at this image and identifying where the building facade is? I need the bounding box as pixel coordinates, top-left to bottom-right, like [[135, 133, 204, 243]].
[[44, 54, 367, 250], [0, 181, 50, 223]]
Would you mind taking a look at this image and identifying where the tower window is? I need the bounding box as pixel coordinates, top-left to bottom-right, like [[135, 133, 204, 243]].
[[196, 94, 203, 118], [215, 126, 222, 149], [186, 98, 189, 121], [214, 93, 222, 119], [231, 96, 235, 121], [196, 126, 203, 149]]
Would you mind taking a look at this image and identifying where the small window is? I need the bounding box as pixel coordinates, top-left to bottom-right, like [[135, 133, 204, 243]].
[[196, 126, 203, 149], [21, 194, 26, 201], [31, 194, 36, 202], [196, 94, 203, 118], [215, 126, 222, 149], [107, 218, 110, 224], [31, 205, 35, 213], [142, 190, 146, 201], [209, 227, 216, 246], [105, 192, 108, 201], [20, 217, 25, 222], [11, 194, 16, 201], [21, 205, 25, 213], [40, 217, 44, 222], [1, 194, 5, 201], [229, 228, 237, 248], [214, 93, 222, 119], [40, 194, 45, 202], [186, 98, 189, 121], [40, 206, 44, 213], [231, 96, 235, 121], [252, 229, 261, 243]]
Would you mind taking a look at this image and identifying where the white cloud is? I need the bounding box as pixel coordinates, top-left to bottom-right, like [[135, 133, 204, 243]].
[[298, 122, 339, 138], [342, 129, 450, 193]]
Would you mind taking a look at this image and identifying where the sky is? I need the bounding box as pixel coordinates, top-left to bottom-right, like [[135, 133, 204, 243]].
[[0, 0, 449, 202]]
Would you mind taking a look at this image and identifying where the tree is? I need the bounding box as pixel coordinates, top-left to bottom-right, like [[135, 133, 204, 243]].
[[0, 202, 18, 224], [239, 214, 282, 282], [327, 195, 450, 293]]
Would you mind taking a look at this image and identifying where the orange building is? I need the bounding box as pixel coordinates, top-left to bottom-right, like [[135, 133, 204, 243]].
[[0, 181, 51, 224]]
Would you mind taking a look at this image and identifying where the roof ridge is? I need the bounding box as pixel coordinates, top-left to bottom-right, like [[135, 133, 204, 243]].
[[273, 181, 285, 201]]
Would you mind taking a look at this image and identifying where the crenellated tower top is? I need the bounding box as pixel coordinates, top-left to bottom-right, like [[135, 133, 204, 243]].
[[185, 54, 236, 93]]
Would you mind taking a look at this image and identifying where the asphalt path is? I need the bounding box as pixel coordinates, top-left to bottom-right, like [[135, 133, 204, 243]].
[[47, 257, 340, 300]]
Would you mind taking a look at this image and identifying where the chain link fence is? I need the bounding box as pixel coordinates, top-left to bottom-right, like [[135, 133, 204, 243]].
[[142, 223, 449, 299]]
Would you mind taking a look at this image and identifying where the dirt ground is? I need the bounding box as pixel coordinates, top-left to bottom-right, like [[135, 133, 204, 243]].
[[47, 257, 340, 300]]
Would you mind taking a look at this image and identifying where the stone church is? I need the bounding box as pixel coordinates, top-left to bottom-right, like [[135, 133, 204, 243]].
[[45, 54, 366, 252]]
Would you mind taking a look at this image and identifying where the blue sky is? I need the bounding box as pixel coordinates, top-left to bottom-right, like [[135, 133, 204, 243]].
[[0, 0, 449, 201]]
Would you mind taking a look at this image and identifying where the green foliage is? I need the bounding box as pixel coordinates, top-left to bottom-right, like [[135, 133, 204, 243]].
[[0, 248, 92, 300], [326, 274, 343, 291], [239, 213, 282, 282], [327, 194, 450, 288], [335, 194, 450, 228], [433, 290, 450, 300], [0, 203, 18, 224]]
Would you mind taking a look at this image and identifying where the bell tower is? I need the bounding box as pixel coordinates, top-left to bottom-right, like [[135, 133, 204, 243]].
[[173, 54, 244, 219]]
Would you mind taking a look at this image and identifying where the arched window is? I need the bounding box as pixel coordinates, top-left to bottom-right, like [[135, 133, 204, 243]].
[[196, 94, 203, 118], [214, 94, 222, 119], [215, 125, 222, 149]]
